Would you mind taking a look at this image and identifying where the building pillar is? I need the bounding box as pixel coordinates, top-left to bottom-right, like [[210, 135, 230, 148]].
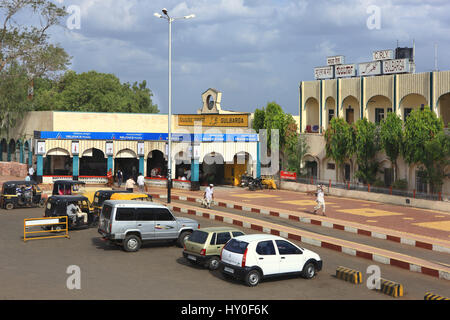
[[73, 155, 79, 180], [256, 141, 261, 178], [37, 155, 43, 183], [28, 140, 33, 166], [7, 145, 11, 162], [107, 155, 113, 174], [139, 156, 145, 176], [190, 143, 200, 191], [19, 142, 24, 164]]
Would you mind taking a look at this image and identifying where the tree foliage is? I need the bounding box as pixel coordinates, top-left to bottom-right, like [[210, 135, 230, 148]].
[[379, 112, 403, 181], [324, 117, 355, 181], [32, 70, 159, 113], [354, 118, 380, 184]]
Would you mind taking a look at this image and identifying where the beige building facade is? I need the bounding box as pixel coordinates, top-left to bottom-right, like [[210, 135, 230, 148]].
[[299, 70, 450, 195]]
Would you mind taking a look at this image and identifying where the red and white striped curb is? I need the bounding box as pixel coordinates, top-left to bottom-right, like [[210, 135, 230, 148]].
[[165, 202, 450, 281], [151, 193, 450, 255]]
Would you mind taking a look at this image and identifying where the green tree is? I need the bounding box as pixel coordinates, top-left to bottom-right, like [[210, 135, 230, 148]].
[[403, 108, 448, 192], [32, 71, 159, 113], [354, 118, 380, 184], [379, 112, 403, 182], [252, 108, 265, 133], [324, 117, 355, 181]]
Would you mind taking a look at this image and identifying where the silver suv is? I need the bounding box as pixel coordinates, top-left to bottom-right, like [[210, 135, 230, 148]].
[[98, 200, 199, 252]]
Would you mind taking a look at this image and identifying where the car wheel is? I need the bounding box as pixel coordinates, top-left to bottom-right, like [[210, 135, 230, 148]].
[[177, 231, 192, 248], [245, 270, 261, 287], [208, 256, 220, 271], [5, 203, 14, 210], [302, 262, 316, 279], [123, 235, 141, 252]]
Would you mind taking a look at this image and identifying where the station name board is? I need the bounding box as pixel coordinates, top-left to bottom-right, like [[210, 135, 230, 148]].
[[314, 66, 334, 80], [178, 114, 249, 127], [383, 59, 410, 74], [327, 56, 345, 66], [359, 61, 382, 76], [373, 50, 394, 61], [335, 64, 356, 78]]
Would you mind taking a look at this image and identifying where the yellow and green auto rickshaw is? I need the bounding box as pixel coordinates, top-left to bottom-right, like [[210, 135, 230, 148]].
[[0, 180, 46, 210]]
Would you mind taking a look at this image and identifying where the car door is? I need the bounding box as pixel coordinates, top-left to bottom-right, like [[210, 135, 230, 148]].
[[275, 240, 305, 274], [135, 207, 155, 240], [255, 240, 279, 276], [213, 232, 232, 255], [153, 208, 178, 239]]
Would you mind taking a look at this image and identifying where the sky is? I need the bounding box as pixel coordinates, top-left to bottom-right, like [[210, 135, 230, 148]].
[[44, 0, 450, 115]]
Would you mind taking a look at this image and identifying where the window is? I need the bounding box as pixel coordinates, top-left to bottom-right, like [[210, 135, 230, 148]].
[[232, 231, 245, 237], [223, 239, 248, 254], [404, 108, 413, 122], [328, 109, 335, 124], [275, 240, 301, 255], [135, 208, 155, 221], [188, 231, 209, 244], [115, 208, 135, 221], [375, 108, 385, 123], [216, 232, 232, 245], [153, 208, 174, 221], [256, 240, 276, 255], [327, 163, 335, 170], [210, 233, 216, 245], [387, 108, 393, 113]]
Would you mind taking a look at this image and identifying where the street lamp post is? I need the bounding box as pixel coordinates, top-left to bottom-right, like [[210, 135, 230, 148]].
[[154, 9, 195, 203]]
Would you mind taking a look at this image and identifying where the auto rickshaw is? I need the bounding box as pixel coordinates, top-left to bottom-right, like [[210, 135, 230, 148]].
[[109, 192, 153, 202], [52, 180, 86, 196], [0, 181, 46, 210], [92, 189, 132, 214], [44, 195, 94, 230]]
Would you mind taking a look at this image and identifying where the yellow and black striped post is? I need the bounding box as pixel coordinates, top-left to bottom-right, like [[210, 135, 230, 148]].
[[335, 266, 363, 284], [378, 279, 404, 298], [424, 292, 450, 300]]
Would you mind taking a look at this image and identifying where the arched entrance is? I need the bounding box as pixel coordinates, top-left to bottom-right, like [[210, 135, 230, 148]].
[[201, 152, 225, 185], [399, 93, 428, 122], [325, 97, 336, 129], [437, 92, 450, 128], [44, 148, 72, 176], [147, 150, 167, 178], [175, 151, 191, 180], [342, 96, 360, 124], [303, 154, 319, 180], [0, 139, 7, 161], [8, 139, 15, 162], [305, 98, 320, 132], [80, 148, 107, 176], [115, 149, 139, 181], [366, 95, 392, 123], [224, 152, 253, 186]]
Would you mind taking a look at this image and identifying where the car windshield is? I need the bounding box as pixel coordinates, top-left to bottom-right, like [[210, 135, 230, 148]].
[[223, 239, 249, 254], [188, 230, 208, 244]]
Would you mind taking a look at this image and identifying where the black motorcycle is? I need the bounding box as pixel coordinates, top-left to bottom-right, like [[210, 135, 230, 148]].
[[240, 174, 252, 188], [248, 177, 264, 191]]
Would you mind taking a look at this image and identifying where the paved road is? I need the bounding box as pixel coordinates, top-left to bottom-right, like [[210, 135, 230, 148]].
[[1, 207, 449, 300]]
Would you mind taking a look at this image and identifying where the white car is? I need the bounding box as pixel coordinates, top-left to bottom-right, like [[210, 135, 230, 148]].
[[220, 234, 323, 286]]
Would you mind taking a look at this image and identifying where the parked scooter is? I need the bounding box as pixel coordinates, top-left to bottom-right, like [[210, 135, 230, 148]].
[[240, 174, 252, 188], [248, 177, 264, 191]]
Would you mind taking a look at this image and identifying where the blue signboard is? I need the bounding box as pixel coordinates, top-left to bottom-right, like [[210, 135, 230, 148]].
[[38, 131, 258, 142]]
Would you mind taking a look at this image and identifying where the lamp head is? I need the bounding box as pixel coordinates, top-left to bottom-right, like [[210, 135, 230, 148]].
[[162, 8, 168, 16]]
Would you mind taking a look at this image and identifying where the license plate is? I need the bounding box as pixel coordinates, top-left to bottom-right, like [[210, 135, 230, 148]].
[[224, 267, 234, 274], [187, 255, 197, 261]]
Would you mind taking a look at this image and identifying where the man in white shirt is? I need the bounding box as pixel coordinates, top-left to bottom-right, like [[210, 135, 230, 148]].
[[67, 203, 88, 224], [203, 184, 214, 209], [125, 177, 136, 192], [313, 185, 326, 216], [28, 166, 34, 179], [137, 173, 145, 192]]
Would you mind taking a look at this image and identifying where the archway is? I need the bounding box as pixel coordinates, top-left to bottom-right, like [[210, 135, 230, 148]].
[[80, 148, 107, 176], [0, 139, 7, 161], [8, 139, 15, 162], [366, 95, 392, 123], [147, 150, 167, 178], [305, 98, 320, 132], [24, 141, 30, 165], [224, 152, 253, 186], [342, 96, 360, 124], [399, 93, 428, 122], [175, 151, 191, 180], [44, 148, 72, 176], [201, 152, 225, 185], [303, 154, 319, 180], [115, 149, 139, 181], [437, 92, 450, 128]]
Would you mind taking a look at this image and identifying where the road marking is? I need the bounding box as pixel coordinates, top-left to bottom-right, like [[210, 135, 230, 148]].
[[367, 220, 378, 223], [280, 200, 336, 206], [413, 221, 450, 232], [231, 194, 278, 199], [336, 208, 403, 217], [403, 217, 415, 221]]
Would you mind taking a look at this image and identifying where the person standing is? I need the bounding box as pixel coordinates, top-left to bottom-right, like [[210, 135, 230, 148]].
[[107, 169, 113, 187], [117, 169, 123, 188], [125, 177, 136, 192], [137, 173, 145, 192], [313, 185, 326, 216], [28, 166, 35, 181]]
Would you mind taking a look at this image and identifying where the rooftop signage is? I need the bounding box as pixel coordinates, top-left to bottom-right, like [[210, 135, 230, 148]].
[[335, 64, 357, 78], [383, 58, 410, 74], [327, 55, 345, 66], [178, 114, 248, 127], [314, 66, 334, 80], [359, 61, 382, 76], [373, 49, 394, 61]]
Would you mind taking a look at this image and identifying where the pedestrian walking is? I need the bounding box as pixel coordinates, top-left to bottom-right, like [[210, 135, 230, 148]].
[[137, 172, 145, 192], [125, 177, 136, 192], [117, 169, 123, 188], [313, 184, 326, 216], [107, 169, 113, 187], [202, 184, 214, 209]]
